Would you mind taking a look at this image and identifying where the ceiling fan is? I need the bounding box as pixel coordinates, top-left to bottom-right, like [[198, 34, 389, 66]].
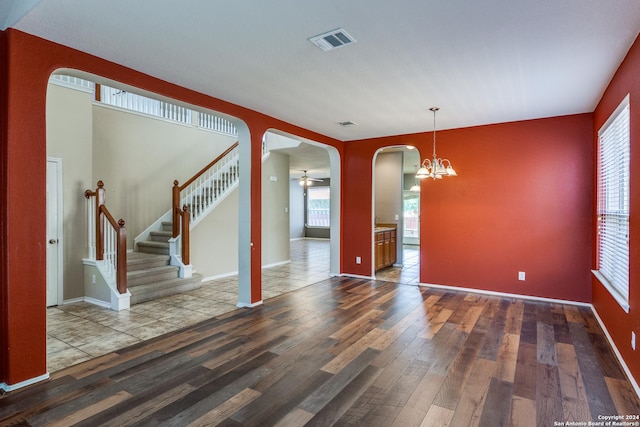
[[296, 170, 323, 186]]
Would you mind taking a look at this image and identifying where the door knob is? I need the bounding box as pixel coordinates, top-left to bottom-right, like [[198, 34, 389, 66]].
[[49, 239, 58, 244]]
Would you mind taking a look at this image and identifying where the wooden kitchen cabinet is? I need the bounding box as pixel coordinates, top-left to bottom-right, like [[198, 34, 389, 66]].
[[374, 225, 396, 271]]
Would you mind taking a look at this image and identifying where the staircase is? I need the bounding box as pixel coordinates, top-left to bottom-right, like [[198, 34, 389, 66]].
[[130, 221, 202, 304]]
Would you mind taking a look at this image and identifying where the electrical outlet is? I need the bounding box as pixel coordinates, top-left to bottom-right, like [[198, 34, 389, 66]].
[[518, 271, 526, 281], [356, 256, 361, 264], [92, 274, 96, 285], [632, 331, 636, 350]]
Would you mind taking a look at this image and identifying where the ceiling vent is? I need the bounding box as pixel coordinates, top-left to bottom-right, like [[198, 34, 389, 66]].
[[309, 29, 357, 51], [338, 121, 357, 127]]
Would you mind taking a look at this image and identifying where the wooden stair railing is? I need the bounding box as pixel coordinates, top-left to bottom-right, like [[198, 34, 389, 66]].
[[85, 181, 127, 294], [172, 141, 239, 264]]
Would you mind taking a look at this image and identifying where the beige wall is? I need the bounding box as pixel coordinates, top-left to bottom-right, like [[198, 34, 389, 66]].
[[46, 83, 94, 299], [190, 189, 239, 279], [92, 106, 236, 246], [374, 151, 403, 225], [48, 84, 293, 294], [262, 152, 290, 266]]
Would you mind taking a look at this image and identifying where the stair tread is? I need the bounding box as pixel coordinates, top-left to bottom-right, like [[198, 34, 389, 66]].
[[127, 252, 170, 262], [127, 265, 179, 278], [128, 274, 203, 294], [150, 230, 172, 236], [137, 241, 170, 247]]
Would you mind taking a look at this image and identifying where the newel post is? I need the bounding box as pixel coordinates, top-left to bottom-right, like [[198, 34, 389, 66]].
[[96, 180, 105, 261], [172, 180, 180, 238], [116, 219, 127, 294], [181, 205, 190, 265]]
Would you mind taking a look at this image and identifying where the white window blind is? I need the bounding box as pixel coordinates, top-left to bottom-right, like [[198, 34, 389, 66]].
[[596, 95, 630, 309]]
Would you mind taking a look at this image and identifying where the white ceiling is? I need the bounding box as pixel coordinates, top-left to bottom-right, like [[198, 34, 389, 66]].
[[5, 0, 640, 142]]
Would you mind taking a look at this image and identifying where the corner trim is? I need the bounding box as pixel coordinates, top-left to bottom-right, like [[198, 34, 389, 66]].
[[237, 300, 263, 308], [0, 373, 50, 392]]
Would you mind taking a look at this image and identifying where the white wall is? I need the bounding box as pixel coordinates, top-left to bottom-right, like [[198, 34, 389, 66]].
[[262, 151, 290, 266], [46, 83, 94, 299]]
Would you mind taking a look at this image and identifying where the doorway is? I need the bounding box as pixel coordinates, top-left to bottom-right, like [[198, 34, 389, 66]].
[[373, 146, 420, 285], [46, 157, 63, 307]]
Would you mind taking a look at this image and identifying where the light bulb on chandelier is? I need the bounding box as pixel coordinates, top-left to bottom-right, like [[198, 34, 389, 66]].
[[415, 107, 457, 180]]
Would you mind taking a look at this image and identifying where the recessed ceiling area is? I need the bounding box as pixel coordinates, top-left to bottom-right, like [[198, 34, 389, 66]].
[[5, 0, 640, 141]]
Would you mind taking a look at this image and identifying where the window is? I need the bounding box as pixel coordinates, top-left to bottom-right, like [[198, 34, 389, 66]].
[[595, 95, 630, 311], [307, 186, 330, 227]]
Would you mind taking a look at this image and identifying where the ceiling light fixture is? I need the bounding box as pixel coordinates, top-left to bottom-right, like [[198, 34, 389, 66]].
[[416, 107, 457, 180]]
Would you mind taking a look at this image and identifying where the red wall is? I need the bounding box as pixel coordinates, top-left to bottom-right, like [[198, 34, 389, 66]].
[[344, 114, 594, 303], [0, 29, 342, 387], [592, 35, 640, 384]]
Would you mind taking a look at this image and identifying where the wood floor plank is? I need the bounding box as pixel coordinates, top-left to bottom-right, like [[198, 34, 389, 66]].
[[477, 378, 513, 427], [2, 278, 639, 426], [433, 327, 486, 410], [185, 387, 261, 427], [494, 332, 520, 383], [605, 377, 640, 415], [447, 358, 495, 427], [45, 390, 132, 427], [305, 364, 382, 427], [510, 396, 536, 427], [513, 342, 538, 401], [567, 320, 618, 420], [535, 364, 563, 426], [556, 342, 591, 423], [419, 404, 455, 427]]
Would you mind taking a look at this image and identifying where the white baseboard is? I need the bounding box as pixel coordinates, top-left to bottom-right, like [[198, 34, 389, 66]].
[[237, 300, 263, 308], [591, 306, 640, 399], [340, 273, 376, 280], [417, 282, 592, 307], [0, 372, 50, 392], [262, 260, 291, 269], [202, 271, 239, 282]]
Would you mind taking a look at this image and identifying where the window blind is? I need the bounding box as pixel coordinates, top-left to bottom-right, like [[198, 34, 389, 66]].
[[597, 97, 630, 305]]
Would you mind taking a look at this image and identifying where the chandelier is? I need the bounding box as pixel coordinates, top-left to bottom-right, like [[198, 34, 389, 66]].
[[416, 107, 457, 180]]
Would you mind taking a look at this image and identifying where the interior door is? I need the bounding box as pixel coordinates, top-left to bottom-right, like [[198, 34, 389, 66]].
[[46, 159, 62, 307]]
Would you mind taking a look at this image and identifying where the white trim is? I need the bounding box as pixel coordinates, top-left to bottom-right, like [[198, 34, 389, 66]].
[[0, 373, 50, 392], [202, 271, 239, 282], [290, 237, 305, 241], [237, 300, 264, 308], [417, 281, 592, 307], [340, 273, 376, 280], [84, 297, 112, 309], [592, 270, 630, 313], [62, 297, 85, 305], [262, 260, 291, 269], [48, 76, 94, 93], [93, 101, 193, 128], [591, 305, 640, 399]]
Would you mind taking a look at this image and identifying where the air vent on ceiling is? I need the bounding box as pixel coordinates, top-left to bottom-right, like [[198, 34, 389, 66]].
[[309, 29, 357, 51], [338, 121, 357, 127]]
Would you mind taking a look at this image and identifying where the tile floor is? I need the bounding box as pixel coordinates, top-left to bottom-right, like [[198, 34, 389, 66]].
[[47, 239, 419, 372], [375, 244, 420, 284]]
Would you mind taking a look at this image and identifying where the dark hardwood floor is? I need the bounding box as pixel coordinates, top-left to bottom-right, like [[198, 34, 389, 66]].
[[1, 277, 639, 426]]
